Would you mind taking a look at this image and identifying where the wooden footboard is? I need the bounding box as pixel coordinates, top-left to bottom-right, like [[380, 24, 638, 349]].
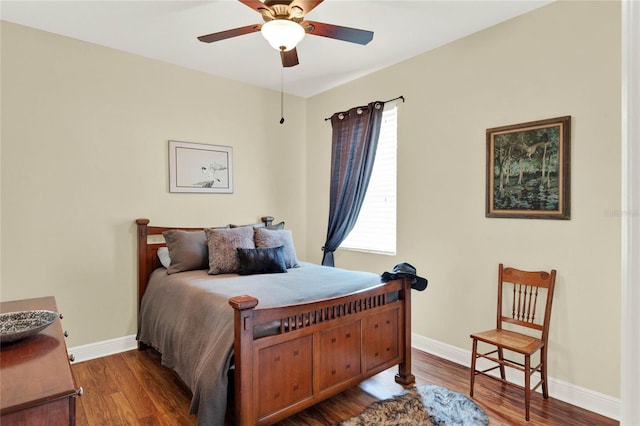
[[229, 278, 414, 425], [135, 218, 414, 425]]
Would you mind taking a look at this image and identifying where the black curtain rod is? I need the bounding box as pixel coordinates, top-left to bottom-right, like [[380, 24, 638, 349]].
[[324, 95, 405, 121]]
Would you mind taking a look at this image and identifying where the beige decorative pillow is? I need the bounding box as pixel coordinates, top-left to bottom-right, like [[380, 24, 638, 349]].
[[205, 226, 255, 275], [254, 228, 299, 269]]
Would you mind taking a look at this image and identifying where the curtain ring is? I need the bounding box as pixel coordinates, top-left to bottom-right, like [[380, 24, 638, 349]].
[[375, 102, 382, 109], [338, 113, 345, 120], [356, 108, 363, 114]]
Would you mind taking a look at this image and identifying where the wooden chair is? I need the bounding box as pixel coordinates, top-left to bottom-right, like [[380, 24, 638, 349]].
[[469, 264, 557, 421]]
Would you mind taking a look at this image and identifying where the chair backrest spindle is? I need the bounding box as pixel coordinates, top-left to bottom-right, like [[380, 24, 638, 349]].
[[530, 285, 539, 322], [497, 264, 556, 335]]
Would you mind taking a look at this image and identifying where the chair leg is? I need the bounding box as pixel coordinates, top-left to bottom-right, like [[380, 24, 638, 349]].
[[470, 339, 478, 397], [498, 347, 506, 379], [541, 346, 549, 399], [525, 355, 531, 421]]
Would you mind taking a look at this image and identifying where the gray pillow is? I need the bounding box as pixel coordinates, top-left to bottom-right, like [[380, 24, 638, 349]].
[[236, 246, 287, 275], [205, 226, 255, 275], [254, 228, 299, 269], [163, 230, 208, 274], [267, 221, 285, 230], [229, 221, 285, 230]]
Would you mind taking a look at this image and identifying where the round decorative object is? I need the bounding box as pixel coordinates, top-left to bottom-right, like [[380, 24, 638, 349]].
[[0, 310, 59, 343]]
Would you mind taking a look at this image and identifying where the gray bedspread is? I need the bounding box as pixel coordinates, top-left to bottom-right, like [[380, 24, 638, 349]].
[[137, 262, 382, 426]]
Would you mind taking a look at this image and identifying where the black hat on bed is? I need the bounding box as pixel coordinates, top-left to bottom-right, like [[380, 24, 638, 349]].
[[381, 262, 428, 291]]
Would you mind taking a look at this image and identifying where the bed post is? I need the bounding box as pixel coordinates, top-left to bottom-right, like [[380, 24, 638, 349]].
[[229, 295, 259, 426], [135, 218, 150, 311], [395, 277, 415, 385], [135, 218, 151, 351]]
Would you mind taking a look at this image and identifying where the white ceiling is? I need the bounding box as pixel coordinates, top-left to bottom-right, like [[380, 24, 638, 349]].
[[0, 0, 553, 98]]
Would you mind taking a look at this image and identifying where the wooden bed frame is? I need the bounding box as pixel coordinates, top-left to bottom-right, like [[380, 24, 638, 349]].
[[136, 217, 415, 425]]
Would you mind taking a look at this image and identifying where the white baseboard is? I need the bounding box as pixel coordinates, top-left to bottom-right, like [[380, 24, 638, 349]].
[[411, 332, 620, 421], [68, 334, 138, 363], [67, 333, 620, 421]]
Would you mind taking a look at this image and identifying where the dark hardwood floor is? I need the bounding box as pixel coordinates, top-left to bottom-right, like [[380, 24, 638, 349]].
[[71, 348, 618, 425]]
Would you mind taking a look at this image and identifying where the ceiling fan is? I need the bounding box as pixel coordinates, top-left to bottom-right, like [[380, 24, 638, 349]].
[[197, 0, 374, 68]]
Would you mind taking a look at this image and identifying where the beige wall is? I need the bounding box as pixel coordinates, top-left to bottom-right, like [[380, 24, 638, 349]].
[[0, 21, 307, 347], [307, 1, 621, 397], [1, 0, 622, 402]]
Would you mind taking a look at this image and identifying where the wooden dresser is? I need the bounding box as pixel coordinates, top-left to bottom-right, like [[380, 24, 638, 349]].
[[1, 296, 81, 425]]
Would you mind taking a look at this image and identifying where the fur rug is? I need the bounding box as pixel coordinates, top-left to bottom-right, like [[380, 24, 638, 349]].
[[336, 385, 489, 426]]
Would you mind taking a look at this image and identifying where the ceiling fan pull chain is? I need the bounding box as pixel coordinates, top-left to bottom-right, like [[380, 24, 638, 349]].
[[280, 66, 285, 124]]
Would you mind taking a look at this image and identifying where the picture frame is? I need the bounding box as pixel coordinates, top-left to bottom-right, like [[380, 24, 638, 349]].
[[168, 140, 233, 193], [486, 116, 570, 219]]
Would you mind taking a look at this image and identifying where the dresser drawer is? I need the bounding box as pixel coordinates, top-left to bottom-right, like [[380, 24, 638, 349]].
[[1, 398, 74, 426]]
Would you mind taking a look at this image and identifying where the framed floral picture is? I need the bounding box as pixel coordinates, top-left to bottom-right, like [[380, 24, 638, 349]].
[[486, 116, 570, 219], [168, 140, 233, 193]]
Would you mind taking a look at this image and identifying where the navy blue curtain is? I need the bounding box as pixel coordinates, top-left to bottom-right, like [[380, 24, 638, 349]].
[[321, 101, 385, 266]]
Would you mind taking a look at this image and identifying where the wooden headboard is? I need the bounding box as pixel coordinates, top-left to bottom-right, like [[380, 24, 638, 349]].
[[135, 216, 274, 310]]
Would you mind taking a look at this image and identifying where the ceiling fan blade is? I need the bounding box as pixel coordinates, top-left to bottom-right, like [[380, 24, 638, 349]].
[[238, 0, 269, 13], [303, 20, 373, 45], [197, 24, 261, 43], [289, 0, 324, 16], [280, 48, 299, 67]]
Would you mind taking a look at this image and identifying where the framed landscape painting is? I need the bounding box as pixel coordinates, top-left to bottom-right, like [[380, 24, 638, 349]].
[[486, 116, 571, 219], [169, 140, 233, 193]]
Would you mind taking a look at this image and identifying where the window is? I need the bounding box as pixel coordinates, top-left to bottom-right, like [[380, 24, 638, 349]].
[[339, 102, 397, 255]]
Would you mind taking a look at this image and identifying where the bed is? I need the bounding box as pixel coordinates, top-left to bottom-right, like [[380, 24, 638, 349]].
[[135, 217, 415, 425]]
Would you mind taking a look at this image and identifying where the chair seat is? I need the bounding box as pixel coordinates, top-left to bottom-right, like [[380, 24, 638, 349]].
[[470, 329, 543, 355]]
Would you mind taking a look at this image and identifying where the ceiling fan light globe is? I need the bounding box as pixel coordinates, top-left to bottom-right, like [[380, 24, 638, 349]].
[[261, 19, 305, 51]]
